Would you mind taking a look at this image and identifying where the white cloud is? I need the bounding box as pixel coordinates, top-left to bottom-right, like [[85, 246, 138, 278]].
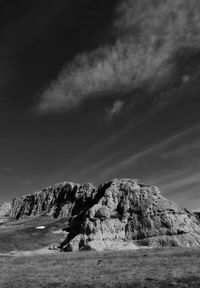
[[38, 0, 200, 113], [106, 100, 124, 120]]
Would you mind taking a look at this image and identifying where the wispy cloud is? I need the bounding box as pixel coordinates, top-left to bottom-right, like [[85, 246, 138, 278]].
[[100, 126, 200, 175], [94, 123, 200, 192], [38, 0, 200, 113], [160, 172, 200, 193], [106, 100, 124, 120]]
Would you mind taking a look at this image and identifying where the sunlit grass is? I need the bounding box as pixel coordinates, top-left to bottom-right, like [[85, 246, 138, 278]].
[[1, 248, 200, 287]]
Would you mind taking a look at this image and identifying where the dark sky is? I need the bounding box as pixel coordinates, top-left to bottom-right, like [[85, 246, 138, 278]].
[[0, 0, 200, 209]]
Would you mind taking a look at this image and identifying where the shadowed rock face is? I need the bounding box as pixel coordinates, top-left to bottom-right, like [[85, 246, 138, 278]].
[[9, 182, 96, 219], [194, 212, 200, 224], [8, 178, 200, 250], [59, 179, 200, 251]]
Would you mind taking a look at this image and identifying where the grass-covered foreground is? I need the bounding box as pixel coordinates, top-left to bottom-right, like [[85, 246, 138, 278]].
[[1, 218, 200, 287], [0, 248, 200, 288]]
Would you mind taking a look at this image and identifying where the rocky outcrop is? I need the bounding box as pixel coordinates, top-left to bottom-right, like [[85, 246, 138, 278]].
[[0, 202, 11, 224], [0, 202, 11, 218], [59, 179, 200, 251], [8, 178, 200, 250], [0, 202, 11, 216], [194, 212, 200, 224], [9, 182, 96, 219]]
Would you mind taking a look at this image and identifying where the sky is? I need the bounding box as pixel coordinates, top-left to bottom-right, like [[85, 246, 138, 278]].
[[0, 0, 200, 209]]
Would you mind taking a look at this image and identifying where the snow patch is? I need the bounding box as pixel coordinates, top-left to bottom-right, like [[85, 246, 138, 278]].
[[35, 226, 46, 230]]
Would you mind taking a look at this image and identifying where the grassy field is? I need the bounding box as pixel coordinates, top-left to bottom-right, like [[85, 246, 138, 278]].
[[0, 248, 200, 287], [1, 218, 200, 287]]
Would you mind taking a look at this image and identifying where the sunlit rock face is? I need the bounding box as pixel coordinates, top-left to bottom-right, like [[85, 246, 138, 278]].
[[0, 202, 11, 224], [60, 179, 200, 251], [9, 182, 96, 219], [8, 178, 200, 250]]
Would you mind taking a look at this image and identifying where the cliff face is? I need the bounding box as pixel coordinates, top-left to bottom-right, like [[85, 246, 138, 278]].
[[9, 182, 96, 219], [59, 179, 200, 251], [8, 178, 200, 250], [0, 202, 11, 224], [194, 212, 200, 224]]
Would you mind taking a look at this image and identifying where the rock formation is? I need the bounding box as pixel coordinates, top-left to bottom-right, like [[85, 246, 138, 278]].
[[8, 178, 200, 250], [194, 212, 200, 224], [0, 202, 11, 217], [9, 182, 96, 219], [0, 202, 11, 224], [59, 179, 200, 251]]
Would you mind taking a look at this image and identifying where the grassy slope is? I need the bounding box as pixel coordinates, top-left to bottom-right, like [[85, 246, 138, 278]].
[[0, 248, 200, 287], [0, 217, 69, 253]]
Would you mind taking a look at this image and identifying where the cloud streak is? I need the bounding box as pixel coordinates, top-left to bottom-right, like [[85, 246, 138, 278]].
[[106, 100, 124, 120], [99, 123, 200, 175], [38, 0, 200, 113]]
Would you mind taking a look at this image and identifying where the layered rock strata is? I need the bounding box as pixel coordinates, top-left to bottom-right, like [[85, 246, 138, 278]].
[[59, 179, 200, 251], [9, 182, 96, 219], [0, 202, 11, 224], [8, 178, 200, 250], [194, 212, 200, 224]]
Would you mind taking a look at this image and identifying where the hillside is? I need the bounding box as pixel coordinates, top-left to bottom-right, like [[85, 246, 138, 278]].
[[1, 2, 200, 287], [5, 178, 200, 251], [59, 179, 200, 251]]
